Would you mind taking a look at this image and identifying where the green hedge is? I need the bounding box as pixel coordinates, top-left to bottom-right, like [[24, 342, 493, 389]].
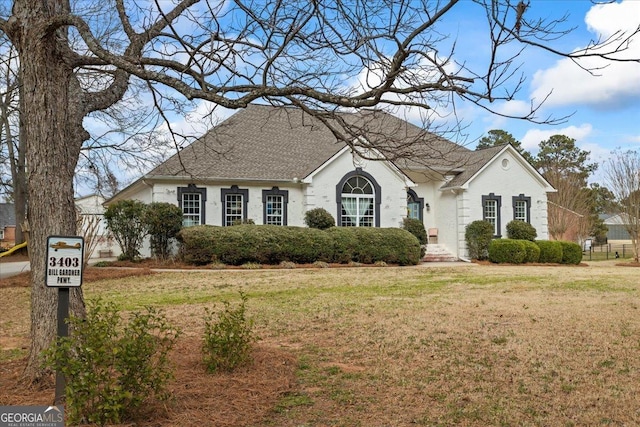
[[559, 241, 582, 265], [535, 240, 563, 263], [465, 220, 494, 260], [521, 240, 541, 263], [506, 220, 537, 241], [178, 225, 421, 266], [488, 239, 526, 264], [326, 227, 421, 265], [401, 218, 428, 245]]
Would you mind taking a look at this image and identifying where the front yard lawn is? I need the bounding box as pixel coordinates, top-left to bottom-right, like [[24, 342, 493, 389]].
[[2, 262, 639, 426]]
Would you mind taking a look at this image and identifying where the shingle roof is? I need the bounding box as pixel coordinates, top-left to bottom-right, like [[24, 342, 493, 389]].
[[440, 144, 508, 189], [146, 104, 472, 181], [0, 203, 16, 228]]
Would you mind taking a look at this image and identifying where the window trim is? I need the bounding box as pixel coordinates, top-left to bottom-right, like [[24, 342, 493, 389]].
[[335, 169, 381, 227], [221, 185, 249, 226], [482, 193, 502, 237], [262, 187, 289, 225], [406, 188, 424, 222], [177, 184, 207, 226], [512, 194, 531, 223]]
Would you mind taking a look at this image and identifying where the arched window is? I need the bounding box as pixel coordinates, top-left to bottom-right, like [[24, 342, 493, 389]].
[[334, 168, 383, 227]]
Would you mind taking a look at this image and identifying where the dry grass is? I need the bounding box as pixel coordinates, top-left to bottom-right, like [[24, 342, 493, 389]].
[[1, 260, 640, 426]]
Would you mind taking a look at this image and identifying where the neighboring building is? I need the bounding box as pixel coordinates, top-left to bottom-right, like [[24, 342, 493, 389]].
[[108, 104, 555, 260], [602, 213, 633, 243], [0, 203, 16, 247], [76, 194, 119, 258]]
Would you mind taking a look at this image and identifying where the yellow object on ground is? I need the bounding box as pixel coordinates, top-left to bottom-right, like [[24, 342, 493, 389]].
[[0, 241, 27, 258]]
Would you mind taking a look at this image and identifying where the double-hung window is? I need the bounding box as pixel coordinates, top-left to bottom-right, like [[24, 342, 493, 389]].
[[221, 186, 249, 226], [178, 184, 207, 227], [482, 193, 502, 237], [512, 194, 531, 222], [262, 187, 289, 225]]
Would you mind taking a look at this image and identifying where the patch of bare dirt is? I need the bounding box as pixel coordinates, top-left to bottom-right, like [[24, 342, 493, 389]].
[[616, 261, 640, 267], [0, 267, 156, 289], [0, 338, 297, 427]]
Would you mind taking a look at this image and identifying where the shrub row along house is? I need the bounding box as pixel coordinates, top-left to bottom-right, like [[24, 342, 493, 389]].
[[108, 104, 555, 260]]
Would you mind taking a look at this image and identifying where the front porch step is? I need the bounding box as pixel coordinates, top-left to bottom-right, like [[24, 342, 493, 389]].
[[422, 244, 458, 262]]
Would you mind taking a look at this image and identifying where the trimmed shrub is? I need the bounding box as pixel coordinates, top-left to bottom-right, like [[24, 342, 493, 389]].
[[520, 239, 541, 263], [177, 225, 422, 266], [326, 227, 421, 265], [176, 225, 219, 265], [506, 220, 537, 241], [143, 202, 183, 260], [232, 218, 255, 225], [304, 208, 335, 230], [465, 220, 495, 260], [177, 225, 334, 265], [536, 240, 563, 263], [42, 299, 179, 425], [559, 241, 582, 265], [488, 239, 526, 264], [401, 218, 428, 245]]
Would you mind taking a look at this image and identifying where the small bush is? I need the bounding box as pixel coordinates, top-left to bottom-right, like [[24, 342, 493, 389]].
[[104, 200, 148, 261], [313, 261, 330, 268], [506, 220, 537, 241], [401, 218, 428, 245], [521, 239, 541, 263], [559, 241, 582, 265], [202, 292, 255, 373], [536, 240, 563, 263], [465, 220, 495, 260], [144, 202, 183, 260], [92, 260, 111, 267], [304, 208, 335, 230], [488, 239, 526, 264], [42, 299, 179, 425], [241, 262, 262, 269], [279, 261, 297, 269]]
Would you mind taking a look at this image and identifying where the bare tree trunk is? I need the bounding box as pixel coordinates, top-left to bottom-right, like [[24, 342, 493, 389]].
[[12, 177, 26, 244], [11, 0, 86, 382], [14, 96, 27, 245]]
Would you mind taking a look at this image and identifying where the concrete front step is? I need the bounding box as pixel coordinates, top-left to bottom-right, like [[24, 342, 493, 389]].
[[422, 244, 459, 262]]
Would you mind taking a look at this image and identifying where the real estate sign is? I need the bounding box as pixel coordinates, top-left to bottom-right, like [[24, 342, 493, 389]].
[[45, 235, 84, 287]]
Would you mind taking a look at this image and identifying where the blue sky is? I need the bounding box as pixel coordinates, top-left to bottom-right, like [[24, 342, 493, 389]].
[[111, 0, 640, 191], [444, 0, 640, 174]]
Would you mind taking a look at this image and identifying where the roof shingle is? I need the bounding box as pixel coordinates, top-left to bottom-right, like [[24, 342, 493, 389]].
[[147, 104, 472, 181]]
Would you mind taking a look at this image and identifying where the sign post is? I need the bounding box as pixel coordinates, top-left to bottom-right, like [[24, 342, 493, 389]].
[[45, 235, 84, 405]]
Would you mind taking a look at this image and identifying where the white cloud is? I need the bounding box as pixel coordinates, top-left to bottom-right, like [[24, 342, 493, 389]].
[[521, 123, 593, 151], [478, 100, 533, 132], [530, 0, 640, 108]]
